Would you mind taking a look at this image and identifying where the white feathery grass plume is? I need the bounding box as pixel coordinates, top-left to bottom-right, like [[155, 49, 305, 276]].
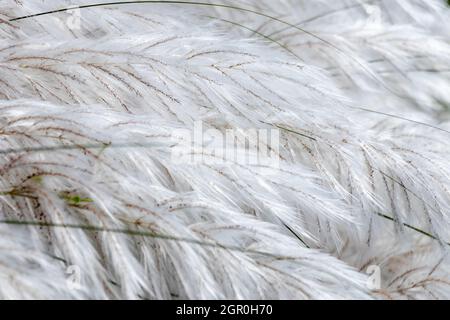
[[0, 100, 371, 299], [0, 0, 449, 299], [0, 225, 84, 299], [202, 0, 450, 116]]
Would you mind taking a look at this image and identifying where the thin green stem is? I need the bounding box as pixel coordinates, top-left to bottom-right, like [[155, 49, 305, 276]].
[[376, 212, 450, 246], [0, 142, 150, 155], [204, 15, 302, 61], [0, 219, 306, 259]]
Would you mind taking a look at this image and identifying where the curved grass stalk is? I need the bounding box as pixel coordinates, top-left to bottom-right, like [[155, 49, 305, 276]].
[[266, 1, 373, 38], [342, 103, 450, 136], [0, 142, 167, 155], [204, 15, 302, 61], [0, 219, 304, 259], [0, 213, 447, 256]]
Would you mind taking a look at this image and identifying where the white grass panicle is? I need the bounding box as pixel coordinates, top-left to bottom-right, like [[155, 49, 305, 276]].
[[0, 0, 449, 299]]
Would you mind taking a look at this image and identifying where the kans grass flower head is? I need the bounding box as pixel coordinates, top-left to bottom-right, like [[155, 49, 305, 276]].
[[0, 0, 449, 299]]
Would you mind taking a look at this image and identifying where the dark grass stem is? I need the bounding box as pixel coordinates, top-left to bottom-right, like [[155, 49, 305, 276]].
[[0, 219, 306, 259], [376, 213, 450, 247]]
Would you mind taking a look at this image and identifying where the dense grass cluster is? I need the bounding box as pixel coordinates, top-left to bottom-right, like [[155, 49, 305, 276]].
[[0, 1, 449, 299]]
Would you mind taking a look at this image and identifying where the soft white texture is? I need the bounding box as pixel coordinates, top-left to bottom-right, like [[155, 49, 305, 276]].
[[0, 0, 449, 299]]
